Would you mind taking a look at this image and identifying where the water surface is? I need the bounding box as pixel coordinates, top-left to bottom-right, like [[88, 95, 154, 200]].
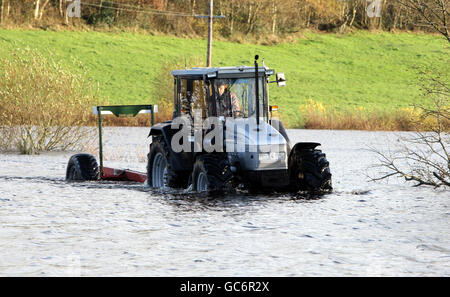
[[0, 128, 448, 276]]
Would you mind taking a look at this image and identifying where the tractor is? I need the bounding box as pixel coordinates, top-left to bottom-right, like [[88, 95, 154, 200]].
[[147, 56, 332, 193], [65, 56, 331, 193]]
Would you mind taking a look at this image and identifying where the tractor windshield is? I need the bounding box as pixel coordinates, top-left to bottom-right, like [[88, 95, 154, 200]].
[[213, 77, 266, 119]]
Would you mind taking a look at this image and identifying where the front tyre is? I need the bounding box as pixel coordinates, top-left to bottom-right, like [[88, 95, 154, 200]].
[[147, 137, 189, 189], [150, 151, 169, 188], [192, 154, 233, 193], [288, 149, 332, 192]]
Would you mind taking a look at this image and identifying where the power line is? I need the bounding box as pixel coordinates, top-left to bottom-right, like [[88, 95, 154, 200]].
[[78, 1, 197, 18], [80, 2, 194, 17], [98, 0, 225, 18], [95, 1, 161, 11], [99, 0, 186, 14]]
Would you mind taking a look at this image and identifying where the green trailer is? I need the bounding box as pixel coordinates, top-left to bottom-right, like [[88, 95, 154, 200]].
[[65, 104, 157, 183]]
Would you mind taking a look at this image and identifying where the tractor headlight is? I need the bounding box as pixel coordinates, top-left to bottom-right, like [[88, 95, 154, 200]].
[[259, 152, 286, 162]]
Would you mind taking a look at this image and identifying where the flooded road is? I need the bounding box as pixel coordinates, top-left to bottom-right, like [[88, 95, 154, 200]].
[[0, 128, 449, 276]]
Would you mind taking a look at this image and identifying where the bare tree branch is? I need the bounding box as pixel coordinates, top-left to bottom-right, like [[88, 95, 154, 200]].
[[370, 70, 449, 188], [396, 0, 450, 42]]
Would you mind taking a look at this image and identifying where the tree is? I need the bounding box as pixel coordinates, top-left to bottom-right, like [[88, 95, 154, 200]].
[[371, 71, 449, 188], [33, 0, 51, 20], [34, 0, 40, 20], [1, 0, 4, 24], [370, 0, 449, 188], [396, 0, 450, 42]]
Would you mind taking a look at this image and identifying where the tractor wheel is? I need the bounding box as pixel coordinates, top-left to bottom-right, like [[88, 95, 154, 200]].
[[288, 149, 332, 192], [147, 137, 189, 189], [66, 154, 99, 181], [192, 154, 233, 193]]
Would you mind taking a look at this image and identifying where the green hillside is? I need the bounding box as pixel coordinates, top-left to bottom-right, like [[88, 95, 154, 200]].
[[0, 29, 448, 127]]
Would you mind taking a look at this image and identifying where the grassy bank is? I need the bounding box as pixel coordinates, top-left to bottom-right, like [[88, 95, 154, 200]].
[[0, 29, 448, 129]]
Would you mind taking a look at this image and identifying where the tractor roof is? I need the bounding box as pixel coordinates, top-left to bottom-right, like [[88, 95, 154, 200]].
[[171, 66, 274, 79]]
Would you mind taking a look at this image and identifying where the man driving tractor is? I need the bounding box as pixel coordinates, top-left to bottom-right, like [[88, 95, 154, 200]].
[[216, 80, 242, 118]]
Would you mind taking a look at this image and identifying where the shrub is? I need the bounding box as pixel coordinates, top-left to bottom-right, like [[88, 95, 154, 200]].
[[370, 71, 449, 188], [0, 48, 100, 154], [297, 99, 448, 131]]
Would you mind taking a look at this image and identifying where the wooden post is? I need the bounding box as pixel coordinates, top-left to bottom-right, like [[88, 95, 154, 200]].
[[196, 1, 223, 67], [272, 2, 277, 34], [97, 106, 104, 178], [206, 0, 213, 67]]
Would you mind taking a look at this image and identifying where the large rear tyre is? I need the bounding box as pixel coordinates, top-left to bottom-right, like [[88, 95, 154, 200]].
[[192, 154, 233, 193], [66, 154, 99, 181], [147, 137, 189, 189], [288, 149, 332, 192]]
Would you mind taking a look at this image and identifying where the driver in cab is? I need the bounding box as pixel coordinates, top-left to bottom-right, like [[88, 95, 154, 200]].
[[216, 81, 242, 118]]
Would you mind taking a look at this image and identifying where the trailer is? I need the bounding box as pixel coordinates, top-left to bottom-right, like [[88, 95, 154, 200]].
[[65, 104, 157, 183]]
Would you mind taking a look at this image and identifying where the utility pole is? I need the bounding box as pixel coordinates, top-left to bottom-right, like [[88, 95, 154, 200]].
[[207, 0, 213, 67], [195, 0, 224, 68]]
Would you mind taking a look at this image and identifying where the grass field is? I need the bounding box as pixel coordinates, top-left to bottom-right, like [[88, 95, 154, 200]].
[[0, 29, 448, 127]]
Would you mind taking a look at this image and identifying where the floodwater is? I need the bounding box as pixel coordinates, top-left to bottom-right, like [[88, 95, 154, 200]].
[[0, 128, 448, 276]]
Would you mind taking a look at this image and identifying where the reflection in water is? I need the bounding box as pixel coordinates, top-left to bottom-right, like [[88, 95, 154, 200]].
[[0, 128, 448, 276]]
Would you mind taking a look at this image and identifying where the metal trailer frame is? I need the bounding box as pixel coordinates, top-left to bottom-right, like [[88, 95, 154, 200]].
[[93, 104, 157, 183]]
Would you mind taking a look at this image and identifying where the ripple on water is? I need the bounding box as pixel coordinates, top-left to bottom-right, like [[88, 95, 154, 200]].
[[0, 128, 448, 276]]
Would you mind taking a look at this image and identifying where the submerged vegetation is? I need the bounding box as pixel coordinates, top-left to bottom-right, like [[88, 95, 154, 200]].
[[0, 48, 100, 154]]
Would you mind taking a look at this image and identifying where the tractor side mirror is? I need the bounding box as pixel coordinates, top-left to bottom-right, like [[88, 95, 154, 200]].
[[276, 73, 286, 87]]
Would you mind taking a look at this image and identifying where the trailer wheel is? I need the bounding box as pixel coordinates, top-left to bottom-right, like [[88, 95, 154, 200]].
[[192, 154, 233, 193], [288, 149, 332, 192], [66, 154, 99, 181], [147, 138, 188, 189]]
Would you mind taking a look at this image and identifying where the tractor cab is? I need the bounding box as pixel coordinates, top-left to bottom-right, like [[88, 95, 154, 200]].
[[163, 61, 297, 189], [171, 65, 284, 123]]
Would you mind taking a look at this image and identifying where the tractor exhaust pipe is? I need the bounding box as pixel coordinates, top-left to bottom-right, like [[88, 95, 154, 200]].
[[255, 55, 260, 126]]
